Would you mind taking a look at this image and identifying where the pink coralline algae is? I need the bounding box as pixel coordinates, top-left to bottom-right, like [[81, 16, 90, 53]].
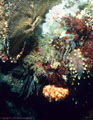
[[81, 40, 93, 70]]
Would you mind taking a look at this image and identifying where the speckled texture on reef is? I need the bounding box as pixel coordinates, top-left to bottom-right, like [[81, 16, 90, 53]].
[[0, 0, 22, 63]]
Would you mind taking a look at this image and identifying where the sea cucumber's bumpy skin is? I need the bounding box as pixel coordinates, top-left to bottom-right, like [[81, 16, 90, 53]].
[[23, 0, 93, 101]]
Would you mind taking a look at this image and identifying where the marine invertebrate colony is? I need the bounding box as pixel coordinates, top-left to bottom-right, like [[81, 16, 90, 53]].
[[43, 85, 69, 102], [23, 0, 93, 101]]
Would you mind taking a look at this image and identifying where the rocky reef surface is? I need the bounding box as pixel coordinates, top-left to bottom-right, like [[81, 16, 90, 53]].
[[0, 0, 93, 119]]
